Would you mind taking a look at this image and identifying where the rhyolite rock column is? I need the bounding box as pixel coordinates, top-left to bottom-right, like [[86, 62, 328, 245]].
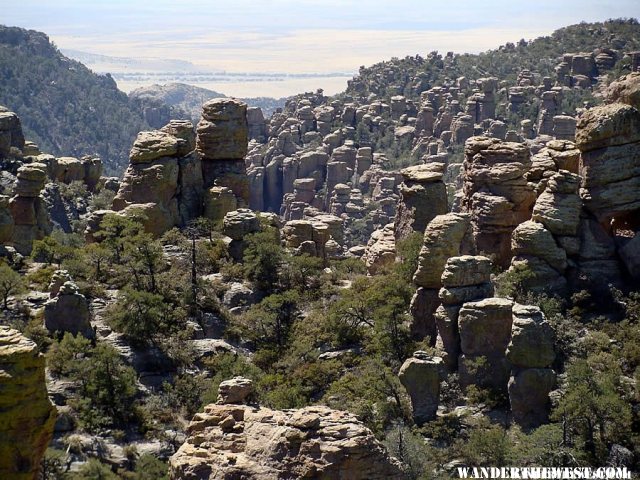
[[196, 98, 249, 206], [394, 163, 448, 241], [506, 304, 556, 429], [458, 297, 514, 393], [435, 255, 493, 371], [10, 163, 52, 255], [0, 327, 56, 480], [410, 213, 471, 344], [399, 352, 443, 425]]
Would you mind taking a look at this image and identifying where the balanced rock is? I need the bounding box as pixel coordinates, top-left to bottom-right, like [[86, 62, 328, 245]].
[[413, 213, 471, 289], [394, 163, 447, 240], [217, 377, 254, 404]]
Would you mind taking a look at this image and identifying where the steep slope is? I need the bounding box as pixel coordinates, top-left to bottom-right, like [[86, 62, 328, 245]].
[[344, 19, 640, 102], [129, 82, 286, 121], [0, 25, 150, 175]]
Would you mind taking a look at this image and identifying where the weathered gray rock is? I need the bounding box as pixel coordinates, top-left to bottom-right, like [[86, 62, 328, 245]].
[[394, 164, 448, 240], [169, 404, 406, 480], [399, 352, 442, 425], [413, 213, 471, 289], [441, 255, 492, 287], [44, 281, 94, 339], [0, 327, 56, 480], [508, 368, 556, 429], [217, 377, 254, 404], [458, 298, 514, 356], [461, 137, 536, 268], [196, 98, 248, 161], [506, 304, 555, 369]]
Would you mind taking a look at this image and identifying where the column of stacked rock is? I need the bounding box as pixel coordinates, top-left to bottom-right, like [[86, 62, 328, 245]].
[[457, 297, 514, 393], [398, 352, 444, 425], [0, 327, 56, 480], [10, 163, 51, 255], [197, 98, 250, 207], [461, 137, 536, 268], [508, 170, 581, 293], [393, 163, 448, 241], [411, 213, 471, 343], [112, 130, 182, 235], [435, 256, 494, 371], [506, 304, 557, 429]]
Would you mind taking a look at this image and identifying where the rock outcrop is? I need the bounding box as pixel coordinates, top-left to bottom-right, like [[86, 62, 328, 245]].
[[461, 137, 536, 268], [410, 213, 471, 343], [576, 102, 640, 225], [9, 163, 52, 255], [44, 281, 94, 339], [394, 163, 447, 241], [435, 256, 494, 370], [507, 304, 556, 429], [197, 98, 249, 204], [458, 298, 513, 392], [170, 385, 406, 480], [0, 327, 56, 480]]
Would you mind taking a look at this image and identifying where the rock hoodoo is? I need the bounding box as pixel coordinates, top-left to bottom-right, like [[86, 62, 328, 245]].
[[0, 327, 56, 480], [461, 137, 536, 268]]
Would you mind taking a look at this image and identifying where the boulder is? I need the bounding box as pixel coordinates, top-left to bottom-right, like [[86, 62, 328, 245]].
[[441, 255, 492, 287], [129, 130, 179, 164], [458, 298, 513, 356], [217, 377, 254, 404], [222, 209, 260, 241]]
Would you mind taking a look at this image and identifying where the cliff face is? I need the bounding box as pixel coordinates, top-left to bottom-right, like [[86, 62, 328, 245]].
[[0, 327, 56, 480]]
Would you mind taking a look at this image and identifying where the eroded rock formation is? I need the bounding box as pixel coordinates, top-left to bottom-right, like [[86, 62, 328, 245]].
[[0, 327, 56, 480]]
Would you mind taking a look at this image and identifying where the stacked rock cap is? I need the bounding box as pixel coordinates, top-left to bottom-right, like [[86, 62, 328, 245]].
[[129, 130, 179, 164], [217, 376, 253, 404], [222, 209, 260, 241], [0, 327, 56, 480], [15, 163, 47, 197], [400, 163, 445, 183], [440, 255, 492, 288], [160, 119, 196, 156], [196, 98, 248, 160]]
